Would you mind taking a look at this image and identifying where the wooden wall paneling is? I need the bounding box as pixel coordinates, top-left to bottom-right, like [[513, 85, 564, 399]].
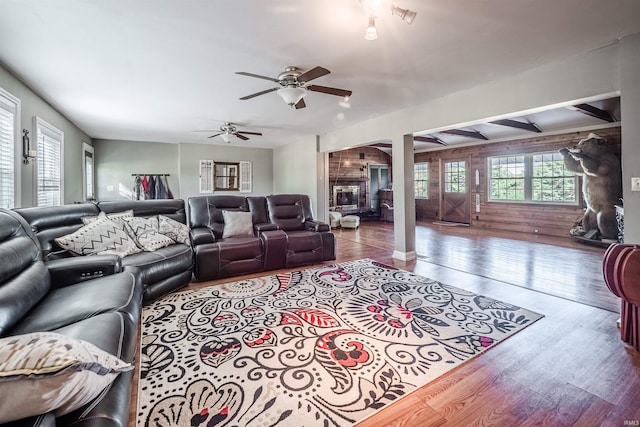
[[414, 127, 621, 238]]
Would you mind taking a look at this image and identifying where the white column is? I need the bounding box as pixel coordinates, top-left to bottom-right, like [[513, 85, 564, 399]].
[[620, 33, 640, 244], [392, 133, 416, 261]]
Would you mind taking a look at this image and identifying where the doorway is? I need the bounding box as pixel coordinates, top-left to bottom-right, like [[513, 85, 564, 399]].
[[369, 164, 390, 212], [441, 158, 470, 223]]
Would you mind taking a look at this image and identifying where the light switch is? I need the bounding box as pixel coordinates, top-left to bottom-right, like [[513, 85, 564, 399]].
[[632, 177, 640, 192], [107, 185, 114, 191]]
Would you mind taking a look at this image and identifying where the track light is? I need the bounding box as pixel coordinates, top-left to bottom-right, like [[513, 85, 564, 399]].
[[391, 6, 417, 25], [365, 16, 378, 40]]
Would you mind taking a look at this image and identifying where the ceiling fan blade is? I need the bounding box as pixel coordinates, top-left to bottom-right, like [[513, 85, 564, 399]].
[[207, 133, 223, 139], [294, 98, 306, 109], [297, 66, 330, 83], [236, 134, 249, 141], [307, 85, 352, 98], [235, 71, 279, 83], [236, 131, 263, 136], [239, 87, 279, 100]]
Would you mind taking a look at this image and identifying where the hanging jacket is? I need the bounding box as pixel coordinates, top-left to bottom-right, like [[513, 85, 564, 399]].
[[142, 175, 150, 199], [133, 174, 143, 200], [148, 175, 156, 199], [160, 175, 174, 199], [155, 175, 168, 199]]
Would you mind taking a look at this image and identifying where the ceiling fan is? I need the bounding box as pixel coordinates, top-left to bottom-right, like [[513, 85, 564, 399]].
[[236, 66, 353, 109], [194, 122, 262, 143]]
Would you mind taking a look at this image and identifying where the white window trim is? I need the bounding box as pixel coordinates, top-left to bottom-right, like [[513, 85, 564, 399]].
[[82, 142, 94, 201], [0, 86, 21, 208], [414, 162, 429, 199], [34, 116, 64, 206], [199, 159, 214, 193], [487, 151, 578, 205], [239, 160, 252, 193]]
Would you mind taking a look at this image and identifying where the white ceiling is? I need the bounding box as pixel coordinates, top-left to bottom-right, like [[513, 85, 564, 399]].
[[0, 0, 639, 149]]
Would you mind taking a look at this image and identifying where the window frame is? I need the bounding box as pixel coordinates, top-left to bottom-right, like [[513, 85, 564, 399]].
[[34, 116, 64, 207], [0, 86, 21, 209], [487, 150, 578, 205], [414, 161, 429, 199]]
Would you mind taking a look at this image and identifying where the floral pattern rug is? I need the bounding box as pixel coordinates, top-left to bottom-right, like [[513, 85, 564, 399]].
[[137, 259, 542, 427]]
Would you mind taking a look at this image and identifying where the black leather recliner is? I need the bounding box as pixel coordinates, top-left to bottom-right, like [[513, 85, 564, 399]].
[[0, 208, 143, 427]]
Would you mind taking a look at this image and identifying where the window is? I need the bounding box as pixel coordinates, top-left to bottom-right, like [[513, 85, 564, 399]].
[[444, 160, 466, 193], [0, 87, 19, 209], [489, 151, 576, 204], [35, 117, 64, 206], [414, 162, 429, 199]]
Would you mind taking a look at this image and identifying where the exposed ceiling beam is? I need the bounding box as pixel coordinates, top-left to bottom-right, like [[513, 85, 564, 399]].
[[414, 135, 448, 146], [568, 103, 615, 122], [440, 129, 488, 140], [489, 119, 542, 133], [371, 143, 392, 148]]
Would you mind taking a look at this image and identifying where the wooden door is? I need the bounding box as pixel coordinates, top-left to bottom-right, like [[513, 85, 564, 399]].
[[441, 158, 470, 224]]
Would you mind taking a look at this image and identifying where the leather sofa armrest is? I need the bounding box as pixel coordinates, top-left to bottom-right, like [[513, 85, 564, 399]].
[[305, 220, 331, 232], [46, 255, 123, 289], [191, 227, 216, 246], [254, 222, 279, 233]]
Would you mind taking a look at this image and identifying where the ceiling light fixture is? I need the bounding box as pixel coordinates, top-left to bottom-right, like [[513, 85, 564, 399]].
[[221, 133, 234, 143], [277, 86, 307, 107], [391, 5, 417, 25], [365, 16, 378, 40]]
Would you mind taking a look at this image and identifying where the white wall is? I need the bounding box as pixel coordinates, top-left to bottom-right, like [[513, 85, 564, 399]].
[[0, 64, 92, 206], [273, 135, 319, 216], [178, 142, 273, 201], [94, 139, 274, 203], [94, 139, 180, 201], [620, 33, 640, 244]]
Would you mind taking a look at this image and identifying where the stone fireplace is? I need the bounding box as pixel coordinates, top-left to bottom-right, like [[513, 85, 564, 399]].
[[332, 185, 359, 210]]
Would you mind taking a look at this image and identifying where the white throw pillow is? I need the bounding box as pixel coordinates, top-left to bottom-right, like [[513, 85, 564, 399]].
[[0, 332, 132, 423], [222, 210, 254, 238], [81, 210, 134, 225], [158, 215, 190, 245], [55, 216, 141, 257], [121, 216, 175, 251]]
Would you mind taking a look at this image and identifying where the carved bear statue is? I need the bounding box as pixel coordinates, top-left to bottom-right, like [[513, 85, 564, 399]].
[[559, 133, 622, 240]]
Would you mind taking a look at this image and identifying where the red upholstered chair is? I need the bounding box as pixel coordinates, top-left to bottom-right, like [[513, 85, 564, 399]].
[[603, 243, 640, 350]]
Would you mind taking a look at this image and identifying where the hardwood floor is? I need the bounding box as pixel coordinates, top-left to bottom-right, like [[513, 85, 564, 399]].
[[130, 222, 640, 426]]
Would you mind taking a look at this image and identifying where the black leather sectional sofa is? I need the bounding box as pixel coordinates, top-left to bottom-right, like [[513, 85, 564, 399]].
[[0, 195, 334, 426], [0, 200, 192, 427]]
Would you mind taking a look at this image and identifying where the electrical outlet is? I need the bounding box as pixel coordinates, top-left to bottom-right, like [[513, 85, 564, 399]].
[[632, 177, 640, 192]]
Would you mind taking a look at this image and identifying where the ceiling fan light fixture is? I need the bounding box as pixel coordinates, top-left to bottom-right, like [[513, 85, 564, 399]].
[[221, 133, 234, 143], [365, 16, 378, 40], [391, 6, 417, 25], [277, 86, 307, 107]]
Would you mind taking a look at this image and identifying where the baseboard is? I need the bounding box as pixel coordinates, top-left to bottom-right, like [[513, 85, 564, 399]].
[[392, 250, 417, 261]]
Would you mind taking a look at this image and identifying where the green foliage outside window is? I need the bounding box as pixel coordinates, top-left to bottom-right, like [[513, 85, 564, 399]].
[[414, 162, 429, 199], [445, 161, 466, 193], [489, 152, 576, 203]]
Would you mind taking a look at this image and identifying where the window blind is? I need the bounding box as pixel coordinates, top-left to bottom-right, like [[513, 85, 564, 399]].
[[0, 90, 17, 209], [36, 117, 64, 206]]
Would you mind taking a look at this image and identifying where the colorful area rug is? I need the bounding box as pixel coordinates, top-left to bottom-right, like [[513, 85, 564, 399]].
[[137, 259, 542, 427]]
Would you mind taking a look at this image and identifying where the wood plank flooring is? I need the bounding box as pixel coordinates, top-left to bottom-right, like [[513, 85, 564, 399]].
[[130, 222, 640, 427]]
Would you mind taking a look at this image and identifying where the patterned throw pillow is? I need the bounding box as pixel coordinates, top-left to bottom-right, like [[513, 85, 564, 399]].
[[55, 217, 141, 257], [222, 210, 254, 238], [81, 210, 134, 225], [0, 332, 132, 423], [121, 216, 175, 251], [158, 215, 190, 245]]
